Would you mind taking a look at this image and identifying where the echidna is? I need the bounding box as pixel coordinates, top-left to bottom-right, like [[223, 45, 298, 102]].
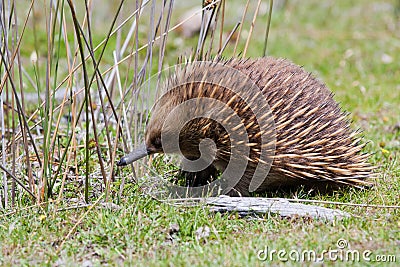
[[118, 57, 374, 196]]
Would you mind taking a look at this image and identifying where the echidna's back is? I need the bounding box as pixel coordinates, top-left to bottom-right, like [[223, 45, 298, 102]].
[[224, 57, 373, 191]]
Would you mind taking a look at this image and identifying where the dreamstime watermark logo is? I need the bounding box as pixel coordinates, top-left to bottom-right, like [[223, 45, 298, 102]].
[[126, 61, 277, 199], [257, 238, 397, 263]]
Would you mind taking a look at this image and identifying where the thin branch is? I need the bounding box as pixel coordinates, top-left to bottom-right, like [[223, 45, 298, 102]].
[[242, 0, 262, 58], [263, 0, 274, 56], [0, 163, 36, 199]]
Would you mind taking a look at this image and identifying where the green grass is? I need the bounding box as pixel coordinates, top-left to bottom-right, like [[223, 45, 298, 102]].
[[1, 0, 399, 266]]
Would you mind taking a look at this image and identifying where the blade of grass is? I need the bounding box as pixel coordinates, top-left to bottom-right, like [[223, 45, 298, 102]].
[[66, 0, 91, 203], [12, 0, 27, 207], [56, 192, 105, 253], [0, 79, 6, 208], [242, 0, 262, 58], [217, 21, 240, 57], [0, 163, 36, 199], [218, 0, 225, 52], [84, 0, 108, 193], [49, 0, 126, 196], [206, 1, 222, 58], [195, 1, 219, 60], [262, 0, 274, 56], [0, 0, 38, 198], [233, 0, 250, 56], [0, 45, 42, 195]]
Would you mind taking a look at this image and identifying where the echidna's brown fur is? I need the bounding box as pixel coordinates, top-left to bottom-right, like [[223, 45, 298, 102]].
[[136, 57, 375, 196]]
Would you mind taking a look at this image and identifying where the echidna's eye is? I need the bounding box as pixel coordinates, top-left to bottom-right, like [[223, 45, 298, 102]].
[[153, 137, 162, 149]]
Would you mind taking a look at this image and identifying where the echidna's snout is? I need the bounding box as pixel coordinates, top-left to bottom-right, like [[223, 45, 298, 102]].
[[117, 139, 164, 166], [117, 130, 165, 166], [118, 99, 176, 167], [117, 143, 149, 166]]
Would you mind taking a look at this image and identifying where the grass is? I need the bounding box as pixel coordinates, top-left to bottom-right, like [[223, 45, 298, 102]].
[[0, 0, 399, 266]]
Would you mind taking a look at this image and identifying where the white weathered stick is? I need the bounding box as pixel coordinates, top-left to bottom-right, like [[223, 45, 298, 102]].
[[205, 195, 350, 221]]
